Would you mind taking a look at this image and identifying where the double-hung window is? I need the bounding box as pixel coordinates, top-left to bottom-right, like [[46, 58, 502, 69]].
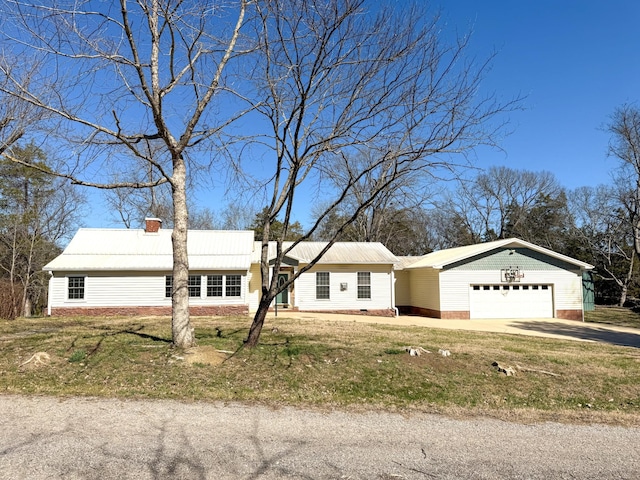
[[357, 272, 371, 299], [165, 275, 202, 298], [206, 274, 241, 298], [68, 276, 85, 299], [316, 272, 330, 299], [207, 275, 223, 297], [188, 275, 201, 297], [225, 275, 241, 297]]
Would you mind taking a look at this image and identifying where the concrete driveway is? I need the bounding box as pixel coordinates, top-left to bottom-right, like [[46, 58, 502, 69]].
[[267, 311, 640, 348]]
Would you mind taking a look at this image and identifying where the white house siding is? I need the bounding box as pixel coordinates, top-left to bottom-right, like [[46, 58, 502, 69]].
[[49, 271, 248, 309], [406, 268, 440, 314], [295, 264, 393, 312]]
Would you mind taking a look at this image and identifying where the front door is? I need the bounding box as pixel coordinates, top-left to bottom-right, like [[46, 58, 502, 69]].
[[276, 273, 289, 305]]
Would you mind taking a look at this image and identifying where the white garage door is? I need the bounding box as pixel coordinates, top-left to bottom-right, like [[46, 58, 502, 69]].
[[469, 284, 553, 319]]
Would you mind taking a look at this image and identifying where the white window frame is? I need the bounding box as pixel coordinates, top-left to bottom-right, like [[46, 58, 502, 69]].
[[316, 272, 330, 300], [357, 271, 371, 300], [67, 276, 85, 300]]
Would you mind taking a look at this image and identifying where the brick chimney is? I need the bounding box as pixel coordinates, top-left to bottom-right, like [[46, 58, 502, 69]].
[[145, 218, 162, 233]]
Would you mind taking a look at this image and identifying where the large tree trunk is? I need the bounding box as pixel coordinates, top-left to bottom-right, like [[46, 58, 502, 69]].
[[246, 295, 273, 347], [171, 159, 195, 348], [245, 222, 277, 347]]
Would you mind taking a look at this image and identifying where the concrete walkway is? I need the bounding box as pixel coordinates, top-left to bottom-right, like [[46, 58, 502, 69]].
[[266, 311, 640, 348]]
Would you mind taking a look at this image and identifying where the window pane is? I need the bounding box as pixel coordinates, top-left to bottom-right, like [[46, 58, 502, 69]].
[[357, 271, 371, 299], [165, 275, 173, 298], [188, 275, 201, 297], [68, 276, 85, 299], [226, 275, 241, 297], [316, 272, 330, 299], [207, 275, 223, 297]]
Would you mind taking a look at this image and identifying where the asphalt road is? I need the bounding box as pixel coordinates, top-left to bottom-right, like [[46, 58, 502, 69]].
[[1, 395, 638, 479]]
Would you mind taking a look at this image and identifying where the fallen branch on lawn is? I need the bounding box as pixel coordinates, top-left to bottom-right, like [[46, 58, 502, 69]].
[[492, 361, 560, 377], [19, 352, 51, 367], [404, 346, 431, 356], [515, 364, 560, 377], [492, 361, 516, 376]]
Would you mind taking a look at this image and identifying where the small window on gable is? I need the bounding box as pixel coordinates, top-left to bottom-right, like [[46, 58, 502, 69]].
[[68, 276, 85, 300], [473, 285, 480, 290]]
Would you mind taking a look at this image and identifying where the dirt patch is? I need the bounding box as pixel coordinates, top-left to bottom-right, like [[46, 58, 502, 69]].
[[183, 346, 229, 366]]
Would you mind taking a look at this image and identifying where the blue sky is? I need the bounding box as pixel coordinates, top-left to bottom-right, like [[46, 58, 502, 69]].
[[436, 0, 640, 188], [87, 1, 640, 229]]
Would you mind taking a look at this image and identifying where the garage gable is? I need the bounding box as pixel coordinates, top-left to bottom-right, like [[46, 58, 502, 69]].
[[444, 247, 577, 273]]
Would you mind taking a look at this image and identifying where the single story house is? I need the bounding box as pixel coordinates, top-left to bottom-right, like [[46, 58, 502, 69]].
[[44, 219, 398, 317], [44, 219, 255, 317], [395, 238, 594, 321], [248, 241, 398, 316]]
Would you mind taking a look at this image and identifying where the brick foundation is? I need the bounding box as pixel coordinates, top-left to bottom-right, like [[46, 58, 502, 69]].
[[300, 308, 396, 317], [399, 306, 470, 319], [50, 305, 249, 317], [556, 309, 584, 321]]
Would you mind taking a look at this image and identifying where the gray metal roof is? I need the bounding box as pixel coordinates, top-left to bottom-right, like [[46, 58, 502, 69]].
[[404, 238, 594, 270], [44, 229, 255, 272], [252, 241, 398, 265]]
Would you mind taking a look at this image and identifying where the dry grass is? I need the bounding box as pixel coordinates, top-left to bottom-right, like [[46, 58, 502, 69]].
[[1, 314, 639, 426]]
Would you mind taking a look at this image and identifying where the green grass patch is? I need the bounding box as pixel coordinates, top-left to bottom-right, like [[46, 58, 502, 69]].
[[1, 315, 639, 425], [585, 306, 640, 328]]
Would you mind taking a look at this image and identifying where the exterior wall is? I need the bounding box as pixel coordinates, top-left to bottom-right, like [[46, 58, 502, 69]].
[[48, 270, 249, 315], [51, 305, 247, 317], [394, 270, 411, 307], [295, 263, 393, 313], [406, 268, 440, 313], [248, 263, 261, 312]]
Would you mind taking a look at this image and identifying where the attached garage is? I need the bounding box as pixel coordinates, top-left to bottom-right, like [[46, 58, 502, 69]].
[[396, 238, 594, 321], [469, 284, 553, 319]]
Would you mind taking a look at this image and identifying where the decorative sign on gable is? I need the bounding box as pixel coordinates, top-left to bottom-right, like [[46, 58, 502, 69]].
[[501, 266, 524, 283]]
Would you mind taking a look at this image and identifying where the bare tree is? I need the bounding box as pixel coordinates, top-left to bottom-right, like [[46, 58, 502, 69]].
[[608, 104, 640, 259], [568, 185, 635, 306], [0, 54, 44, 155], [0, 143, 85, 317], [434, 166, 565, 245], [104, 183, 216, 230], [0, 0, 249, 347], [241, 0, 519, 346]]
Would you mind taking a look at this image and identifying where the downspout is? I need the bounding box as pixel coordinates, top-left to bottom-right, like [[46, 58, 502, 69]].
[[46, 271, 53, 316], [390, 266, 398, 317]]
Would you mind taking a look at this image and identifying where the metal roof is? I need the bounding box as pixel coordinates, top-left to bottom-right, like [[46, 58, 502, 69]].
[[394, 256, 426, 270], [44, 229, 255, 272], [404, 238, 594, 270], [252, 241, 398, 264]]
